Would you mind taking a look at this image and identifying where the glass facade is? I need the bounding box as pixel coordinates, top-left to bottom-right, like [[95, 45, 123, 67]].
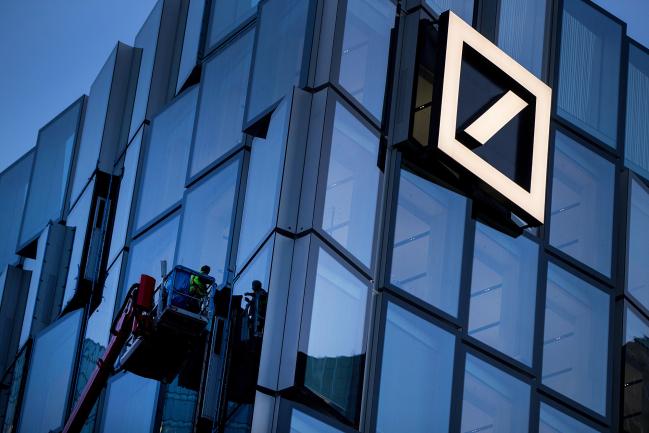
[[626, 44, 649, 178]]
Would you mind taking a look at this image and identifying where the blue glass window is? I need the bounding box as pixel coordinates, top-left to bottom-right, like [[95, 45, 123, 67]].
[[497, 0, 546, 78], [189, 30, 254, 178], [424, 0, 474, 23], [321, 103, 380, 268], [549, 131, 614, 276], [175, 159, 239, 286], [390, 169, 466, 317], [236, 99, 289, 269], [176, 0, 206, 94], [539, 402, 599, 433], [468, 223, 538, 366], [19, 231, 48, 346], [18, 309, 83, 433], [542, 262, 609, 415], [246, 0, 310, 123], [627, 179, 649, 309], [557, 0, 622, 147], [461, 354, 531, 433], [100, 373, 159, 433], [338, 0, 395, 120], [623, 304, 649, 432], [160, 378, 197, 433], [135, 87, 198, 230], [625, 44, 649, 178], [376, 302, 455, 433], [207, 0, 259, 49], [289, 409, 344, 432]]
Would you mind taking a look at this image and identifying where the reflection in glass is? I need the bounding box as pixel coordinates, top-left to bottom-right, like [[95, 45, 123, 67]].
[[289, 409, 344, 433], [539, 402, 598, 433], [549, 131, 614, 276], [460, 354, 530, 433], [542, 263, 609, 414], [176, 0, 205, 94], [2, 348, 27, 433], [557, 0, 621, 147], [424, 0, 474, 23], [626, 44, 649, 178], [100, 373, 159, 433], [338, 0, 394, 120], [176, 159, 239, 286], [623, 304, 649, 432], [18, 309, 83, 433], [236, 100, 289, 269], [376, 303, 454, 433], [322, 103, 380, 267], [390, 169, 466, 316], [469, 223, 538, 366], [247, 0, 310, 123], [301, 248, 368, 422], [627, 179, 649, 310], [19, 231, 48, 346], [189, 30, 253, 178], [497, 0, 546, 78], [207, 0, 259, 49], [160, 378, 198, 433], [135, 87, 198, 230]]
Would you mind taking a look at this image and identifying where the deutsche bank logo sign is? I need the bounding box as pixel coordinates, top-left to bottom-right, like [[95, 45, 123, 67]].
[[432, 11, 552, 226]]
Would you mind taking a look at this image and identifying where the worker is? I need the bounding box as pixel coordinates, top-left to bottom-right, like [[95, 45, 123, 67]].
[[244, 280, 268, 338], [189, 265, 211, 312]]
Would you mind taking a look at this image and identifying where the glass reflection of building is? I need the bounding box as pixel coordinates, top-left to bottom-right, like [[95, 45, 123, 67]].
[[0, 0, 648, 432]]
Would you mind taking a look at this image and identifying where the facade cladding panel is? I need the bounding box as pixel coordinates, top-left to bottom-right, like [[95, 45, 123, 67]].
[[3, 0, 649, 433]]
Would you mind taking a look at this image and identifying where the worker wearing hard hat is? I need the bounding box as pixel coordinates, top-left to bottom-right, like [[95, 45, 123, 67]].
[[189, 265, 211, 312]]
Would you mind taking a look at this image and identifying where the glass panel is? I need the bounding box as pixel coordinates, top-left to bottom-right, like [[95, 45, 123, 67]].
[[135, 87, 198, 230], [542, 262, 609, 415], [376, 303, 455, 433], [549, 131, 614, 276], [130, 2, 163, 140], [497, 0, 546, 78], [20, 99, 82, 248], [557, 0, 621, 147], [0, 152, 33, 272], [302, 248, 368, 422], [2, 348, 27, 433], [390, 169, 466, 316], [424, 0, 474, 23], [627, 179, 649, 309], [17, 309, 83, 433], [321, 103, 380, 267], [108, 131, 143, 265], [207, 0, 259, 49], [189, 30, 254, 178], [62, 182, 94, 307], [100, 373, 159, 433], [236, 99, 289, 269], [468, 223, 538, 366], [623, 304, 649, 432], [175, 158, 239, 286], [121, 214, 180, 302], [289, 409, 344, 433], [176, 0, 206, 94], [246, 0, 310, 123], [338, 0, 395, 120], [159, 378, 197, 433], [625, 45, 649, 178], [70, 49, 117, 204], [460, 354, 531, 433], [539, 403, 599, 433], [19, 231, 48, 346]]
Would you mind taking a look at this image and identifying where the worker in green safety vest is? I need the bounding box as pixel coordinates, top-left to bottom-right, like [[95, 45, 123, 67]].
[[189, 265, 211, 304]]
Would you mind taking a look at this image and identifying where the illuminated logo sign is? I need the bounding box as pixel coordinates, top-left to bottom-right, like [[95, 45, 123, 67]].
[[430, 11, 552, 227]]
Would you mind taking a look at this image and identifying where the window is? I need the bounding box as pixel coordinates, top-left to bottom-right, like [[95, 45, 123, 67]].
[[557, 0, 622, 148], [19, 231, 48, 346], [159, 378, 198, 433], [207, 0, 259, 49], [460, 354, 531, 433], [539, 402, 599, 433], [549, 131, 614, 277], [376, 302, 455, 433], [236, 99, 289, 269], [468, 223, 538, 365], [18, 309, 83, 433], [622, 304, 649, 432], [338, 0, 395, 120], [288, 409, 344, 433], [497, 0, 546, 78], [189, 30, 254, 178], [321, 103, 381, 268], [175, 158, 239, 286], [100, 373, 159, 433], [300, 247, 368, 423], [176, 0, 206, 94], [135, 87, 198, 230], [424, 0, 474, 23], [390, 169, 466, 317], [626, 44, 649, 178], [246, 0, 310, 123], [627, 179, 649, 309], [19, 98, 83, 249], [542, 262, 609, 415]]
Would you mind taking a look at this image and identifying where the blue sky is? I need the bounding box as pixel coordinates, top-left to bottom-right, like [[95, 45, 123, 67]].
[[0, 0, 648, 172]]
